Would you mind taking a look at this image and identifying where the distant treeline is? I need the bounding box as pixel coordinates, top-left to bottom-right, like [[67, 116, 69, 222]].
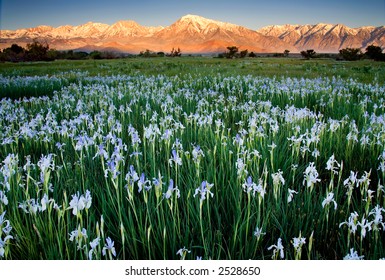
[[0, 41, 132, 62], [218, 45, 385, 61], [299, 46, 385, 61], [0, 41, 184, 62], [1, 40, 384, 62]]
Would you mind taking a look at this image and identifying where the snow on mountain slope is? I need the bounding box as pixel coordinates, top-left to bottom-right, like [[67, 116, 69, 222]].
[[1, 15, 384, 53]]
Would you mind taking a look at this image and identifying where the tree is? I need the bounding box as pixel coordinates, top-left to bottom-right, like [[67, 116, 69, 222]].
[[239, 49, 248, 58], [249, 52, 256, 58], [365, 45, 384, 61], [139, 49, 153, 57], [90, 50, 103, 59], [284, 49, 290, 57], [26, 40, 50, 61], [169, 47, 182, 57], [10, 44, 25, 54], [226, 46, 239, 59], [273, 53, 284, 57], [300, 49, 317, 59], [46, 49, 60, 61], [339, 48, 363, 61], [1, 44, 26, 62]]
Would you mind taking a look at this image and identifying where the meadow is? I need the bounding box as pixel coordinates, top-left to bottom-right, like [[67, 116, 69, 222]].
[[0, 57, 385, 260]]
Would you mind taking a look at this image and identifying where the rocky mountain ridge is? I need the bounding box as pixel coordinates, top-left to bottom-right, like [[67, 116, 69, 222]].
[[1, 14, 384, 53]]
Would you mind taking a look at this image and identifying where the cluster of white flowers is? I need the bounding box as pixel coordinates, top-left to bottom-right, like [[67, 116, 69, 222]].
[[0, 211, 13, 258], [303, 162, 320, 189], [68, 190, 92, 216], [1, 72, 385, 260], [0, 154, 18, 192], [343, 248, 364, 260], [18, 193, 59, 214], [242, 176, 265, 198]]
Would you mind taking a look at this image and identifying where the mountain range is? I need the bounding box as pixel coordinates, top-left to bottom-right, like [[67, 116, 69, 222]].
[[1, 14, 384, 54]]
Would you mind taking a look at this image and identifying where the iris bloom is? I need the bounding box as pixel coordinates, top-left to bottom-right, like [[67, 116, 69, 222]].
[[0, 235, 13, 258], [88, 237, 100, 260], [102, 237, 116, 257], [0, 191, 8, 206], [272, 170, 285, 186], [339, 212, 359, 234], [358, 216, 372, 239], [292, 236, 306, 254], [192, 145, 204, 163], [176, 246, 191, 259], [194, 181, 214, 201], [69, 227, 87, 243], [303, 162, 320, 188], [169, 150, 182, 166], [37, 154, 55, 183], [235, 158, 247, 176], [137, 173, 151, 192], [163, 179, 180, 199], [369, 205, 385, 230], [40, 194, 54, 212], [233, 134, 244, 146], [93, 143, 108, 159], [287, 188, 298, 203], [343, 248, 364, 260], [253, 226, 266, 239], [268, 238, 284, 259], [126, 165, 139, 186], [322, 192, 337, 210], [343, 171, 358, 188], [326, 154, 340, 174], [242, 176, 256, 194], [0, 211, 12, 235], [68, 190, 92, 216]]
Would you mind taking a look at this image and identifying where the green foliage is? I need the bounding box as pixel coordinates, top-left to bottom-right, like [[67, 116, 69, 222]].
[[339, 48, 363, 61], [301, 49, 317, 59], [1, 58, 384, 86], [1, 57, 385, 261], [25, 40, 50, 61], [222, 46, 250, 59], [226, 46, 239, 58], [273, 53, 284, 57], [239, 49, 248, 58], [168, 47, 182, 57], [139, 49, 157, 58], [90, 50, 103, 60], [9, 44, 25, 54], [1, 71, 385, 260], [365, 45, 385, 61], [0, 44, 26, 62]]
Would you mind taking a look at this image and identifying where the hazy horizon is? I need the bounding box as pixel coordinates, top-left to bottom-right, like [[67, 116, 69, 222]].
[[1, 0, 384, 30]]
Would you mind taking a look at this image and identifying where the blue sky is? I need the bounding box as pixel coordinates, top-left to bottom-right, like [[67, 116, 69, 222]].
[[1, 0, 384, 30]]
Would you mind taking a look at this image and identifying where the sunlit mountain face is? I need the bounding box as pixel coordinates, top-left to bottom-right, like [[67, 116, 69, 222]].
[[1, 14, 384, 53]]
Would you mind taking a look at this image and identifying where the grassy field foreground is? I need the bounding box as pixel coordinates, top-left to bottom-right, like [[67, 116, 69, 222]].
[[0, 58, 384, 260]]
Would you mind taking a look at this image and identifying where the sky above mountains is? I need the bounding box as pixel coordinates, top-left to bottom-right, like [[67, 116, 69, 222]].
[[1, 0, 384, 30]]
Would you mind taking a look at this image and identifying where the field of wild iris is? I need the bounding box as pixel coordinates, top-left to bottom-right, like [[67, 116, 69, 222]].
[[0, 60, 385, 260]]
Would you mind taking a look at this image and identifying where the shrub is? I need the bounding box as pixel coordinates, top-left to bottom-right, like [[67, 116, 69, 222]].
[[339, 48, 363, 61], [300, 49, 317, 59]]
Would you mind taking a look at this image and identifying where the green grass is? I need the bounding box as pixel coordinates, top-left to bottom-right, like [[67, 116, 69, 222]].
[[1, 57, 384, 80], [0, 58, 384, 260], [1, 57, 384, 100]]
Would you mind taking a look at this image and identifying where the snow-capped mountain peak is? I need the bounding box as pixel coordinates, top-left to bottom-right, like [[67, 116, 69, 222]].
[[1, 14, 384, 53]]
